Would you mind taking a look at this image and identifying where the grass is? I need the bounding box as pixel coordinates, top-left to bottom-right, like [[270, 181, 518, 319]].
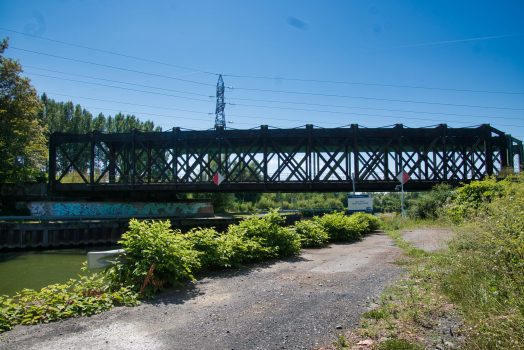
[[325, 207, 524, 350]]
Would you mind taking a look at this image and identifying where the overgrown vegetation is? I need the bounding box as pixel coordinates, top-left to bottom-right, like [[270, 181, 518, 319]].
[[329, 174, 524, 349], [0, 274, 139, 333], [105, 210, 379, 299], [0, 210, 379, 335]]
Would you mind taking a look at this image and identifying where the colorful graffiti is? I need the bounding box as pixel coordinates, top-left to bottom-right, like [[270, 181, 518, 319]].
[[27, 202, 213, 216]]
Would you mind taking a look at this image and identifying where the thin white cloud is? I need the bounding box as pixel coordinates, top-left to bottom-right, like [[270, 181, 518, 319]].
[[391, 32, 524, 49]]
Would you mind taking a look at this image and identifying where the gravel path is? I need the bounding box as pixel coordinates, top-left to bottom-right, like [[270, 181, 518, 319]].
[[401, 227, 452, 252], [1, 232, 406, 350]]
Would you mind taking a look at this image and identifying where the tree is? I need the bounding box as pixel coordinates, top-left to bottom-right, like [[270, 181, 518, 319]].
[[0, 38, 47, 183]]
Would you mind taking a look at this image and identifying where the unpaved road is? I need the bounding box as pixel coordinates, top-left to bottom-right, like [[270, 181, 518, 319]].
[[0, 230, 444, 350]]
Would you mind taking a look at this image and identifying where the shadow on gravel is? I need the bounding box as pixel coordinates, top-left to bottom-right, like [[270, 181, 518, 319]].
[[144, 234, 379, 307], [146, 254, 312, 307]]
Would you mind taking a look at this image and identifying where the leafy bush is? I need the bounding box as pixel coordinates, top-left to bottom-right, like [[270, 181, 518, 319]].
[[231, 209, 301, 258], [105, 220, 201, 299], [314, 211, 361, 241], [0, 274, 139, 332], [351, 212, 381, 231], [293, 220, 328, 247], [445, 176, 504, 221], [408, 183, 453, 219], [184, 227, 266, 269]]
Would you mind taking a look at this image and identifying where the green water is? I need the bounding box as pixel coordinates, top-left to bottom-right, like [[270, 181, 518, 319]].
[[0, 246, 120, 297]]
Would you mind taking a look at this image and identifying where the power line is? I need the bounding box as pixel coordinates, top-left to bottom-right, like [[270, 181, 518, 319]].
[[45, 93, 211, 114], [44, 92, 524, 130], [1, 27, 217, 75], [229, 97, 523, 121], [3, 27, 522, 96], [226, 74, 524, 96], [233, 87, 524, 111], [26, 66, 210, 97], [26, 67, 524, 113], [10, 47, 215, 86], [29, 73, 214, 103]]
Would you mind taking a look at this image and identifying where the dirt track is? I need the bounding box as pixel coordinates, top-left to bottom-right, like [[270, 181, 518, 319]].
[[0, 229, 445, 350]]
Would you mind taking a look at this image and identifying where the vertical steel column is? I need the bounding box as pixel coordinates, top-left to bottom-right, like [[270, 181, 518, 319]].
[[90, 131, 95, 185], [485, 124, 493, 176], [507, 135, 514, 169], [262, 125, 268, 188], [307, 124, 312, 182], [109, 142, 115, 183], [49, 135, 57, 191], [217, 125, 222, 174], [441, 124, 448, 180], [131, 129, 136, 185], [173, 127, 178, 184], [396, 124, 403, 176], [352, 124, 359, 182]]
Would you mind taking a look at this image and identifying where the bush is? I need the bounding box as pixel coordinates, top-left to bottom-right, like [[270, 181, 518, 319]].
[[293, 220, 328, 247], [105, 220, 201, 299], [0, 274, 139, 332], [184, 227, 266, 269], [315, 211, 361, 241], [231, 209, 301, 258], [351, 212, 380, 231], [408, 183, 453, 219]]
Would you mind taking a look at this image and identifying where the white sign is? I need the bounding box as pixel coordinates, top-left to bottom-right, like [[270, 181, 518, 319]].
[[347, 194, 373, 213]]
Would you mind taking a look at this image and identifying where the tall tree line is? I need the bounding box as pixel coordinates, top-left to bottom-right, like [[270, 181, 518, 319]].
[[38, 93, 162, 135]]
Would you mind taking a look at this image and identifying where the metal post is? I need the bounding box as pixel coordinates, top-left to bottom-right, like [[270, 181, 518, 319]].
[[352, 172, 355, 195], [401, 180, 405, 218]]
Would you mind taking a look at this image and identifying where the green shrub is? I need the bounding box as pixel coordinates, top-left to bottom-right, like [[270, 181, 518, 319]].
[[351, 212, 381, 231], [293, 220, 328, 247], [105, 220, 201, 299], [314, 211, 361, 241], [0, 274, 139, 332], [408, 183, 453, 219], [184, 227, 266, 269], [231, 209, 301, 258]]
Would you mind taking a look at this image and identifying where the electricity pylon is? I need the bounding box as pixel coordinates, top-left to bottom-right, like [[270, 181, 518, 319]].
[[215, 74, 226, 129]]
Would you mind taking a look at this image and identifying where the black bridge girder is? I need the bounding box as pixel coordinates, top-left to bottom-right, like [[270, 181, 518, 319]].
[[48, 124, 523, 194]]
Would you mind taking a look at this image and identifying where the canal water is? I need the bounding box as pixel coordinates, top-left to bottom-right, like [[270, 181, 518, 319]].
[[0, 246, 120, 297]]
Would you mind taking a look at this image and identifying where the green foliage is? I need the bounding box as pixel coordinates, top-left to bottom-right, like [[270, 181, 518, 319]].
[[408, 184, 454, 219], [184, 227, 266, 269], [362, 309, 387, 320], [0, 38, 48, 184], [0, 274, 139, 333], [315, 211, 364, 241], [105, 220, 201, 299], [380, 339, 423, 350], [293, 220, 328, 247], [232, 209, 301, 258], [444, 175, 504, 221]]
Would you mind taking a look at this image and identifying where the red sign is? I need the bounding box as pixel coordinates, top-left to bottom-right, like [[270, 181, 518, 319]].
[[212, 172, 224, 186], [396, 171, 410, 184]]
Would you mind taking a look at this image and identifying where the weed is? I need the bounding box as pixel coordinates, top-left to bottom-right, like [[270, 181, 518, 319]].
[[380, 339, 423, 350]]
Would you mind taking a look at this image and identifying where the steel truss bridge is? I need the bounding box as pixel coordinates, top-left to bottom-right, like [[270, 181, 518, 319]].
[[49, 124, 523, 194]]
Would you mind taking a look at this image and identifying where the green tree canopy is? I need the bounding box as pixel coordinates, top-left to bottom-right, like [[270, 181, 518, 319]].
[[0, 38, 47, 183]]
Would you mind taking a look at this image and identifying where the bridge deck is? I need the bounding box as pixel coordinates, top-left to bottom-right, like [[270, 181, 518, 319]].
[[49, 124, 523, 193]]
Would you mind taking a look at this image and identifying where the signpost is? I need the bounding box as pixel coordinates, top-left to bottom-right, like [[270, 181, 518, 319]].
[[347, 194, 373, 213], [396, 171, 410, 218]]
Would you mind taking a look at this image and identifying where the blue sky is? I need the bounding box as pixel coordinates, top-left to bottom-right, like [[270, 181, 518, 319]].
[[1, 0, 523, 138]]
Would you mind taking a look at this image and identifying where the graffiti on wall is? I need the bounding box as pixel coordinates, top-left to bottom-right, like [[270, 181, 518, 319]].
[[27, 202, 213, 216]]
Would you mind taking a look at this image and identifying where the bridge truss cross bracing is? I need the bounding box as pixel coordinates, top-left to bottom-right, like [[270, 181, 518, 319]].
[[49, 124, 523, 194]]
